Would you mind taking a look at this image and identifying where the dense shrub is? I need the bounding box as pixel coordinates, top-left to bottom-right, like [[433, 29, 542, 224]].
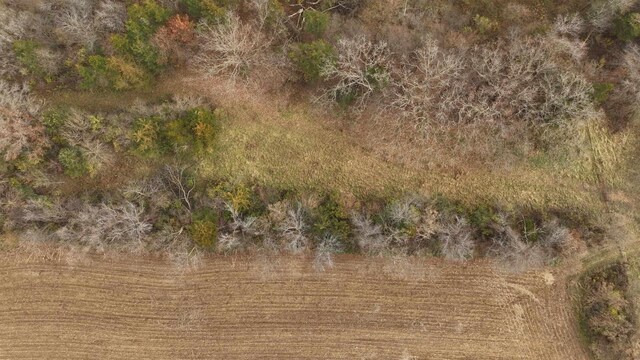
[[311, 195, 352, 247], [289, 40, 335, 82], [12, 40, 44, 78], [111, 0, 171, 73], [580, 263, 636, 360], [77, 55, 148, 90], [211, 182, 263, 216], [131, 115, 165, 157], [153, 14, 196, 65], [166, 107, 219, 154], [593, 82, 615, 105], [132, 107, 219, 157], [303, 9, 330, 37], [473, 14, 499, 35], [613, 12, 640, 41], [58, 147, 90, 178], [190, 208, 218, 248], [42, 107, 70, 142], [182, 0, 230, 23]]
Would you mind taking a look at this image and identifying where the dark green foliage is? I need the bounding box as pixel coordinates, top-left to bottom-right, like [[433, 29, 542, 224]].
[[335, 87, 357, 107], [211, 182, 265, 216], [579, 262, 636, 359], [77, 54, 148, 91], [131, 107, 220, 157], [77, 55, 111, 89], [13, 40, 44, 77], [593, 82, 614, 105], [468, 205, 498, 238], [190, 208, 218, 248], [289, 40, 335, 82], [521, 215, 545, 243], [182, 0, 230, 23], [165, 107, 219, 154], [111, 0, 171, 73], [614, 12, 640, 41], [261, 0, 286, 31], [364, 65, 388, 90], [303, 9, 330, 37], [58, 147, 89, 178], [131, 115, 165, 157], [42, 107, 70, 144], [7, 177, 37, 199], [312, 195, 352, 247]]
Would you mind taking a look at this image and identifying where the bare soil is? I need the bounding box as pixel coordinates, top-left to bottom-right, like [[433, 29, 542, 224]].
[[0, 252, 589, 359]]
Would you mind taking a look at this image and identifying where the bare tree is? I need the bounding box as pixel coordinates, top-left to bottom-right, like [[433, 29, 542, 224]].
[[0, 5, 35, 77], [392, 38, 465, 129], [94, 0, 126, 34], [553, 14, 585, 37], [313, 234, 342, 272], [386, 197, 422, 227], [0, 81, 47, 163], [351, 212, 388, 255], [466, 35, 593, 126], [487, 215, 569, 272], [194, 15, 269, 80], [618, 45, 640, 119], [590, 0, 635, 32], [163, 165, 195, 212], [53, 202, 152, 249], [278, 203, 309, 254], [217, 202, 260, 252], [52, 1, 98, 50], [438, 216, 475, 262], [321, 36, 392, 107]]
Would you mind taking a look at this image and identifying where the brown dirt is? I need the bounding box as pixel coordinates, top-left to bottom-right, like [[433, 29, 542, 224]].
[[0, 252, 589, 360]]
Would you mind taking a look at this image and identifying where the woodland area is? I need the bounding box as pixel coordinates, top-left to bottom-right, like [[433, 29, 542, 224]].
[[1, 0, 639, 357]]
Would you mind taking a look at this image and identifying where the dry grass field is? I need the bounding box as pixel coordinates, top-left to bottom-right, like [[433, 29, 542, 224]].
[[0, 251, 590, 360]]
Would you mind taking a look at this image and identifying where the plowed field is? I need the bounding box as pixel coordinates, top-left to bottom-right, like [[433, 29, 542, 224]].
[[0, 253, 588, 359]]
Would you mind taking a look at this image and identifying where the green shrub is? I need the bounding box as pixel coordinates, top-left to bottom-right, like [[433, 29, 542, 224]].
[[111, 0, 171, 73], [593, 82, 614, 105], [77, 55, 148, 90], [182, 0, 230, 23], [131, 115, 165, 157], [183, 107, 218, 152], [190, 208, 218, 248], [261, 0, 286, 31], [312, 195, 352, 247], [210, 182, 265, 216], [77, 55, 110, 89], [289, 40, 335, 82], [105, 56, 148, 90], [468, 205, 498, 238], [42, 107, 70, 144], [303, 9, 330, 37], [132, 107, 220, 157], [58, 147, 89, 178], [13, 40, 44, 77], [473, 14, 499, 35], [614, 12, 640, 41], [165, 107, 219, 154], [579, 263, 635, 359]]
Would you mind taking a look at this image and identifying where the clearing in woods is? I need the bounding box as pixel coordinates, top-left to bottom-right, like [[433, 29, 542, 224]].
[[0, 252, 589, 360]]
